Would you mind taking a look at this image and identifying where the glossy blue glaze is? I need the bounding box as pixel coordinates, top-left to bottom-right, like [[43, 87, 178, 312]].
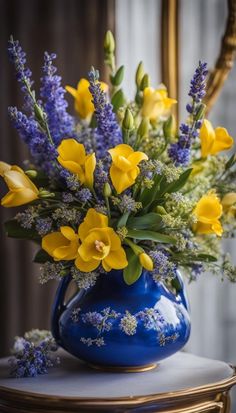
[[51, 270, 191, 368]]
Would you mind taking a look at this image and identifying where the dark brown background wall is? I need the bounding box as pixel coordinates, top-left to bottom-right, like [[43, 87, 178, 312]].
[[0, 0, 115, 356]]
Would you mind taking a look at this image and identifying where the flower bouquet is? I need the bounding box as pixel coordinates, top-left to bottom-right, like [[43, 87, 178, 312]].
[[1, 31, 236, 372]]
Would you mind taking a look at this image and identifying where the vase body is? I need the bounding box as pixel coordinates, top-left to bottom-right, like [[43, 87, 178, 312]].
[[51, 270, 191, 369]]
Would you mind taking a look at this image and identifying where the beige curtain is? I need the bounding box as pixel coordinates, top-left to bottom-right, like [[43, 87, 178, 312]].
[[0, 0, 115, 356]]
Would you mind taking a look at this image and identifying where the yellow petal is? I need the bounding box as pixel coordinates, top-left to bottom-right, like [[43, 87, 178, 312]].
[[75, 255, 100, 272], [78, 229, 110, 261], [4, 170, 38, 194], [103, 248, 128, 270], [65, 85, 78, 99], [108, 144, 134, 161], [57, 139, 86, 165], [211, 127, 234, 155], [53, 240, 79, 260], [128, 151, 148, 166], [200, 119, 215, 158], [194, 193, 222, 222], [106, 228, 122, 251], [57, 159, 84, 177], [139, 252, 153, 270], [110, 164, 134, 194], [222, 192, 236, 208], [60, 226, 77, 241], [84, 153, 96, 189], [0, 161, 11, 177], [42, 232, 67, 257], [1, 188, 38, 207], [195, 220, 223, 236], [102, 260, 112, 272], [78, 208, 108, 241]]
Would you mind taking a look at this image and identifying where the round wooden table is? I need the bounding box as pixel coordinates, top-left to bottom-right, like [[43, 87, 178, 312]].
[[0, 350, 235, 412]]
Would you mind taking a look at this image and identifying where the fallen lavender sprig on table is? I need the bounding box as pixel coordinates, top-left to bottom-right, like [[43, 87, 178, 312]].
[[9, 329, 60, 378]]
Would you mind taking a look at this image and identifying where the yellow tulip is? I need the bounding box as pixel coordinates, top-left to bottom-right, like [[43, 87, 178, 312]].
[[42, 226, 79, 261], [141, 86, 177, 121], [108, 144, 148, 194], [193, 192, 223, 236], [75, 208, 128, 272], [0, 161, 39, 207], [200, 119, 234, 158], [139, 253, 153, 271], [66, 78, 108, 120], [57, 139, 96, 189], [222, 192, 236, 216]]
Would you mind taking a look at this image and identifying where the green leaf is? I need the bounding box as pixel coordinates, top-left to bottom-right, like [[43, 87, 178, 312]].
[[123, 249, 142, 285], [111, 89, 126, 112], [192, 253, 218, 263], [117, 211, 130, 228], [225, 153, 236, 170], [139, 175, 162, 206], [160, 169, 193, 195], [4, 219, 40, 242], [127, 229, 176, 244], [171, 276, 182, 293], [127, 213, 163, 231], [34, 249, 53, 263]]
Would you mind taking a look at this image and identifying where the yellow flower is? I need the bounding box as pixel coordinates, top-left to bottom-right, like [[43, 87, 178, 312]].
[[200, 119, 234, 158], [0, 161, 39, 207], [141, 86, 177, 121], [75, 208, 128, 272], [66, 78, 108, 120], [57, 139, 96, 189], [108, 144, 148, 194], [193, 192, 223, 236], [42, 226, 79, 261], [139, 253, 153, 271], [222, 192, 236, 216]]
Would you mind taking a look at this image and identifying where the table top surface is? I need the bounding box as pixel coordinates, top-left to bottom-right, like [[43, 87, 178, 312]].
[[0, 350, 235, 400]]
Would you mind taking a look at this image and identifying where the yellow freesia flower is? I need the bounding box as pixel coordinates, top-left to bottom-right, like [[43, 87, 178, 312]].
[[66, 78, 108, 120], [57, 139, 96, 189], [108, 144, 148, 194], [200, 119, 234, 158], [141, 86, 177, 121], [193, 192, 223, 236], [0, 161, 39, 207], [75, 208, 128, 272], [222, 192, 236, 216], [42, 226, 79, 261]]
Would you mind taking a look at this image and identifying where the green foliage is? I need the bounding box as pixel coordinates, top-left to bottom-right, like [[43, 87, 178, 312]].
[[34, 249, 53, 263], [123, 249, 142, 285], [127, 213, 163, 231], [127, 229, 176, 244], [4, 219, 40, 242]]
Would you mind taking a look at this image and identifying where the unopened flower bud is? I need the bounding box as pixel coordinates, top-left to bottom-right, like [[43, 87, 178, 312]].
[[34, 104, 45, 122], [135, 61, 145, 87], [163, 114, 176, 139], [156, 206, 167, 215], [137, 118, 149, 139], [111, 65, 125, 86], [140, 74, 150, 91], [39, 189, 55, 198], [103, 182, 112, 197], [104, 30, 115, 54], [195, 103, 206, 121], [122, 108, 134, 131], [25, 170, 38, 178], [139, 252, 153, 271]]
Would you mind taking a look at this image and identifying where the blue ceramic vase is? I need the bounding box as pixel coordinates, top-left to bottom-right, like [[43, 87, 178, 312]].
[[51, 270, 191, 371]]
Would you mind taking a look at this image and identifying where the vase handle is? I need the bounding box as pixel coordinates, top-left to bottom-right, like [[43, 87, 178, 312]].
[[51, 274, 72, 344], [174, 270, 190, 312]]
